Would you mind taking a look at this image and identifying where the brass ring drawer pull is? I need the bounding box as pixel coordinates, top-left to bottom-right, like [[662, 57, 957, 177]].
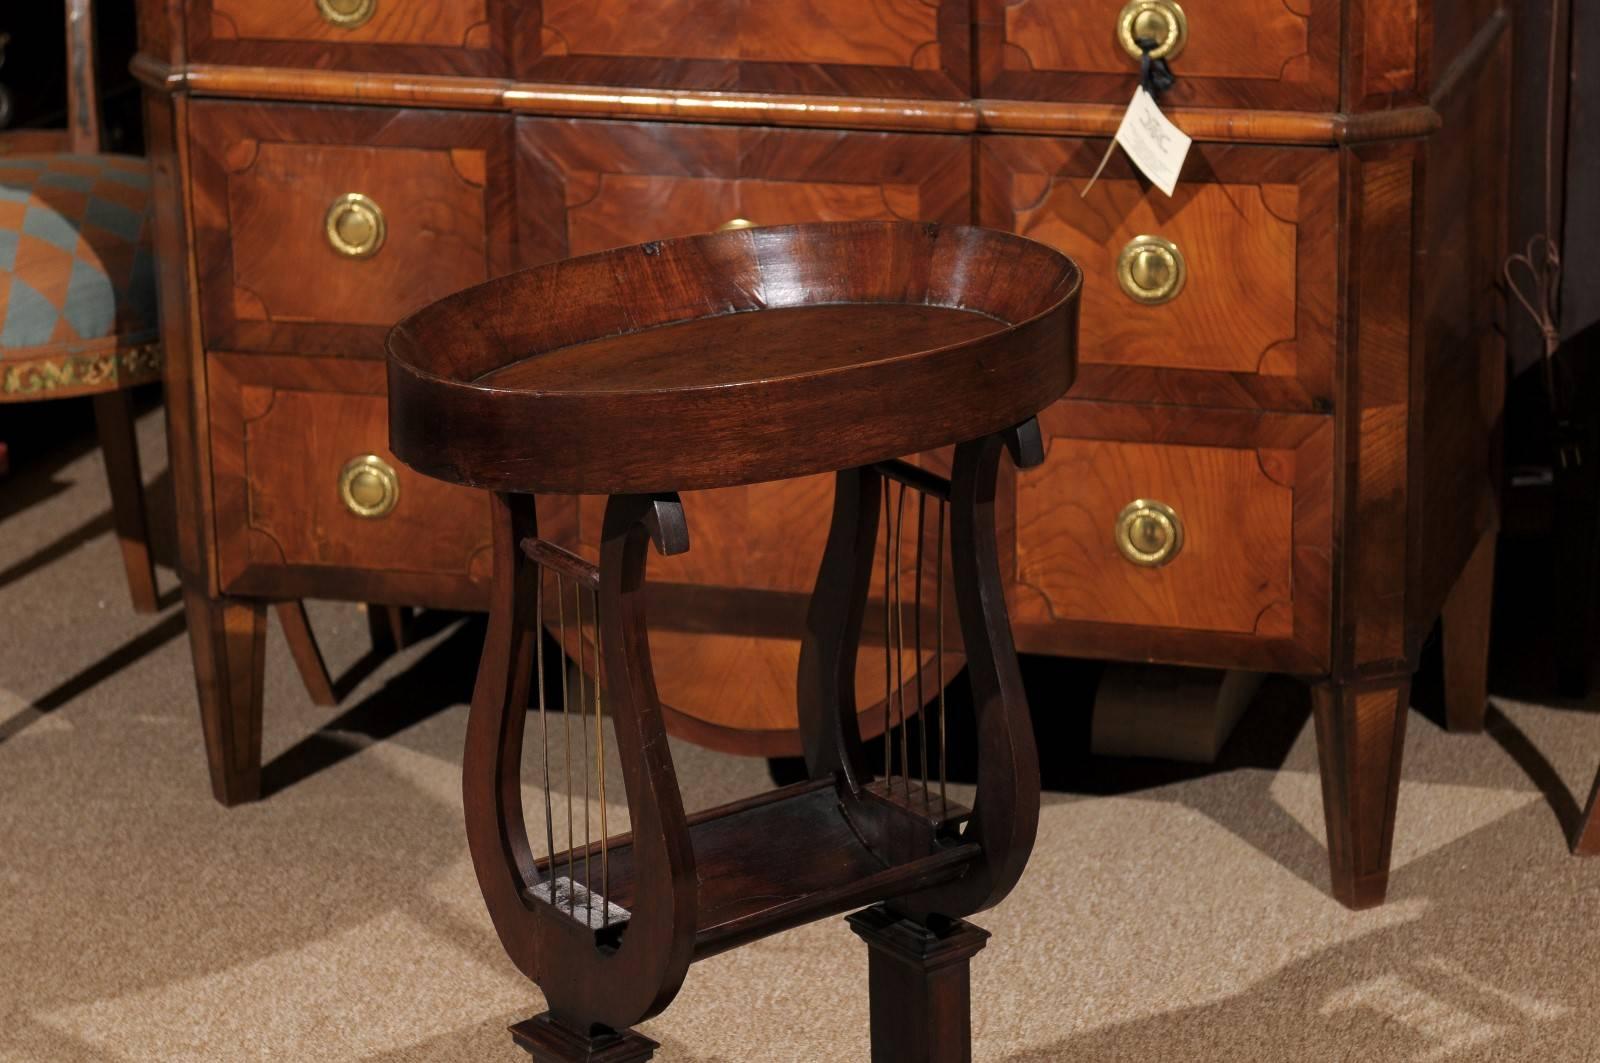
[[1117, 235, 1186, 305], [1115, 499, 1183, 567], [716, 218, 759, 233], [1118, 0, 1187, 61], [325, 193, 387, 259], [316, 0, 378, 29], [339, 454, 400, 518]]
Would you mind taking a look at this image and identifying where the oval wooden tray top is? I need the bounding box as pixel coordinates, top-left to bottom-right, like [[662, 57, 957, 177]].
[[388, 222, 1080, 495]]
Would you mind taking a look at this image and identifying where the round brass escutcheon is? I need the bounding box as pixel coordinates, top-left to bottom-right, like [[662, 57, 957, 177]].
[[1117, 0, 1188, 61], [1116, 235, 1186, 305], [716, 218, 759, 233], [316, 0, 378, 29], [1115, 499, 1183, 568], [339, 455, 400, 519], [324, 193, 387, 259]]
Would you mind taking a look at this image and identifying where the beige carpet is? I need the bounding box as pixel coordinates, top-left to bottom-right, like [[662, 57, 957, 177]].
[[2, 405, 1599, 1063]]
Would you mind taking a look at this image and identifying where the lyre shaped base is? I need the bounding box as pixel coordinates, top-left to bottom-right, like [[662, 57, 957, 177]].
[[510, 1015, 658, 1063]]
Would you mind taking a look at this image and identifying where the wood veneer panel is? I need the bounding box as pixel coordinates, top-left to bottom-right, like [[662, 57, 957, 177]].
[[514, 122, 973, 752], [208, 352, 492, 601], [187, 0, 522, 76], [977, 0, 1340, 111], [518, 0, 971, 99], [190, 102, 516, 358], [1008, 401, 1331, 670], [980, 136, 1337, 411]]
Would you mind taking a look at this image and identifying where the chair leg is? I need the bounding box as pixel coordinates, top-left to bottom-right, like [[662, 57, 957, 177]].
[[1440, 529, 1496, 733], [366, 603, 412, 655], [1311, 676, 1410, 909], [1576, 766, 1600, 856], [509, 1016, 658, 1063], [274, 600, 337, 707], [92, 391, 158, 613], [847, 904, 991, 1063]]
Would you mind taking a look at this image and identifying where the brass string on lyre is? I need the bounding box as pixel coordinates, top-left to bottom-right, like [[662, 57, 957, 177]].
[[872, 462, 951, 809], [526, 541, 613, 929], [936, 497, 947, 810], [558, 574, 574, 916], [593, 588, 609, 927], [575, 580, 591, 923]]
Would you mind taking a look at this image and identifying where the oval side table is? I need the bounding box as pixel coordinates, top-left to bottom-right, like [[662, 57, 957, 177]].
[[388, 221, 1081, 1062]]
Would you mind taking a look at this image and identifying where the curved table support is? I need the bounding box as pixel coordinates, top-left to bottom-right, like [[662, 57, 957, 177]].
[[798, 466, 882, 787], [898, 421, 1043, 921], [465, 491, 697, 1055]]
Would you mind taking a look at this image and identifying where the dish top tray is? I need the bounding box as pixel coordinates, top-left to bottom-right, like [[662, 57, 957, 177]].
[[387, 221, 1080, 495]]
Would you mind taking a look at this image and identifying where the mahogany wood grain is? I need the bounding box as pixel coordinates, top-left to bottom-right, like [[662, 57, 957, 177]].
[[516, 118, 972, 266], [518, 0, 971, 100], [1408, 26, 1508, 657], [134, 0, 1515, 921], [135, 56, 1449, 145], [183, 588, 266, 805], [404, 226, 1069, 1053], [92, 392, 159, 614], [207, 353, 493, 599], [1312, 676, 1409, 909], [274, 600, 337, 707], [1010, 413, 1330, 656], [979, 137, 1338, 411], [189, 102, 516, 358], [390, 223, 1078, 493], [976, 0, 1340, 111], [1339, 144, 1415, 674], [186, 0, 521, 76], [512, 122, 973, 751], [1438, 530, 1494, 734], [847, 905, 991, 1063]]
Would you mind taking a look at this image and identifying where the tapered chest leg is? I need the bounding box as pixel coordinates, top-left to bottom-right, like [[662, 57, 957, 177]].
[[183, 589, 267, 805], [1311, 677, 1410, 909]]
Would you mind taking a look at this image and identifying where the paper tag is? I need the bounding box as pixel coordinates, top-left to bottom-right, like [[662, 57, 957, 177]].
[[1113, 88, 1191, 197]]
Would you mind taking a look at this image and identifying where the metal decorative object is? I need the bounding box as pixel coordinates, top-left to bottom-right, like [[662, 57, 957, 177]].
[[324, 193, 387, 258], [1117, 234, 1186, 305], [338, 454, 400, 518], [1115, 498, 1184, 567], [315, 0, 378, 29], [1117, 0, 1188, 61]]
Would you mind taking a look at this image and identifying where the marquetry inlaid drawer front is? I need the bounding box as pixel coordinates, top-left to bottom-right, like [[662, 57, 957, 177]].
[[209, 353, 492, 602], [190, 102, 516, 358], [186, 0, 517, 74], [517, 119, 971, 263], [978, 0, 1340, 110], [519, 1, 970, 98], [1009, 401, 1333, 672], [980, 137, 1338, 411]]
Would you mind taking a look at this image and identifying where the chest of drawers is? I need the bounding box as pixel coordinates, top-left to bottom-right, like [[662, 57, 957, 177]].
[[136, 0, 1510, 909]]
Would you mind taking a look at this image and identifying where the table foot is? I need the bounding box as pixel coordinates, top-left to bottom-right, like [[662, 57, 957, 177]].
[[847, 904, 990, 1063], [509, 1015, 658, 1063]]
